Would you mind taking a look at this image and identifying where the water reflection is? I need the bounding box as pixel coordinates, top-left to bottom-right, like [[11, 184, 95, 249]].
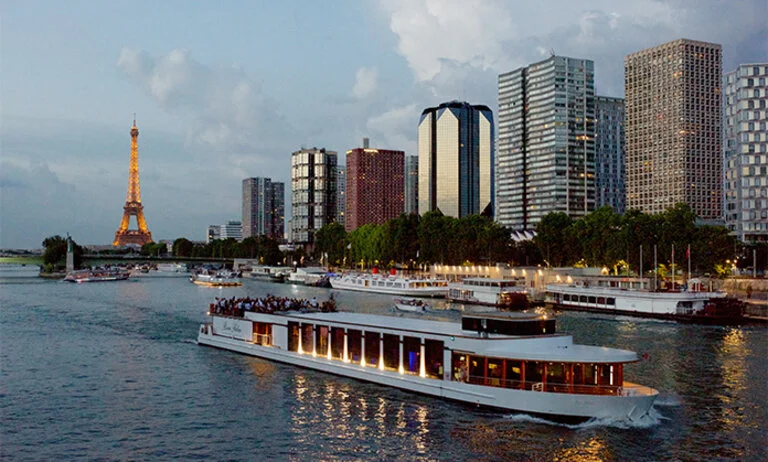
[[715, 328, 747, 429], [554, 437, 607, 462]]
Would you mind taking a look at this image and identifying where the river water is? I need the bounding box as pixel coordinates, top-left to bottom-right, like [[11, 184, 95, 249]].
[[1, 265, 766, 461]]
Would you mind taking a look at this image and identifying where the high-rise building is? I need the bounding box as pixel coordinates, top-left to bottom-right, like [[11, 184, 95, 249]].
[[242, 177, 284, 240], [625, 38, 722, 219], [206, 220, 243, 242], [595, 96, 626, 214], [291, 147, 338, 245], [345, 140, 404, 231], [497, 55, 596, 231], [405, 155, 419, 214], [336, 168, 346, 227], [724, 63, 768, 243], [418, 101, 493, 218]]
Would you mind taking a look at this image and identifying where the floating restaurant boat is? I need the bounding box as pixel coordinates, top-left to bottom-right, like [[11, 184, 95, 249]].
[[190, 270, 242, 288], [198, 300, 658, 422], [330, 274, 449, 297], [393, 298, 431, 312], [545, 282, 746, 324], [64, 268, 130, 283], [448, 277, 528, 307]]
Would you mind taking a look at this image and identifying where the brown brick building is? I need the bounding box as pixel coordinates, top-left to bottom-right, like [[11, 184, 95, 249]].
[[345, 141, 405, 232]]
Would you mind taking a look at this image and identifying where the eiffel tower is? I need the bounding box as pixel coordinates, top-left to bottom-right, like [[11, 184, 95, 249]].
[[113, 116, 152, 246]]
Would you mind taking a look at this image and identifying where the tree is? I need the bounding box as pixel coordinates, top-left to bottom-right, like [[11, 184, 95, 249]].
[[534, 213, 575, 267], [314, 222, 347, 265], [173, 238, 194, 257], [42, 235, 83, 270]]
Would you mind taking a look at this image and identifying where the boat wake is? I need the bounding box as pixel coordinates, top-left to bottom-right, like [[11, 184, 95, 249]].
[[182, 339, 199, 345], [652, 393, 682, 407], [502, 406, 668, 429]]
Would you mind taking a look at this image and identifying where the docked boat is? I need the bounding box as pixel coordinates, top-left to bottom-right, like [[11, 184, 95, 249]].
[[64, 268, 130, 283], [198, 299, 658, 423], [330, 274, 449, 297], [248, 265, 288, 283], [394, 298, 431, 312], [545, 283, 746, 324], [287, 267, 331, 287], [448, 277, 528, 308], [190, 270, 242, 288]]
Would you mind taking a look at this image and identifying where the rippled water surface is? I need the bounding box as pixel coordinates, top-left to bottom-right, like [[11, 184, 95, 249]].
[[1, 266, 766, 461]]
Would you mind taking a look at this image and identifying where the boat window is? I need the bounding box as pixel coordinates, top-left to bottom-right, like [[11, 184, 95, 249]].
[[506, 360, 523, 388], [424, 339, 444, 379], [579, 295, 588, 303], [347, 329, 362, 363], [597, 297, 605, 305], [331, 327, 344, 360], [468, 356, 483, 385], [364, 331, 380, 367], [301, 323, 313, 353], [607, 298, 615, 305], [288, 322, 299, 352], [563, 294, 571, 302], [402, 336, 421, 375], [382, 334, 399, 371], [253, 322, 272, 346], [588, 296, 596, 304], [525, 361, 544, 384], [316, 325, 329, 356], [487, 358, 503, 387], [547, 362, 568, 385]]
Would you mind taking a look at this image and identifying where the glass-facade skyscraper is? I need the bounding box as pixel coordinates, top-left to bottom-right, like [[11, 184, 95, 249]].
[[242, 178, 284, 240], [595, 96, 626, 214], [724, 63, 768, 243], [405, 155, 419, 215], [291, 147, 338, 244], [418, 101, 494, 218], [497, 55, 596, 231]]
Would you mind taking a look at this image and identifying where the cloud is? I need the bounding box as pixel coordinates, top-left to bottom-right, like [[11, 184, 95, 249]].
[[352, 67, 378, 99], [366, 104, 418, 154], [117, 48, 293, 154], [379, 0, 768, 98]]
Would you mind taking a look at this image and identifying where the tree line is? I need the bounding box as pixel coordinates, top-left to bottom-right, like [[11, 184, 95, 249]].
[[313, 204, 744, 277]]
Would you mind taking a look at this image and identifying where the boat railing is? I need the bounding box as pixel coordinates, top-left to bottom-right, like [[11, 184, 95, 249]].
[[464, 374, 652, 396]]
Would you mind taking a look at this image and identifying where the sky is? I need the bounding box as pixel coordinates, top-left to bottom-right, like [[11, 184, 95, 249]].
[[1, 0, 766, 249]]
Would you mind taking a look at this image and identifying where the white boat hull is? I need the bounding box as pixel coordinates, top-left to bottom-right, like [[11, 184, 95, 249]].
[[198, 330, 656, 422], [330, 280, 447, 298]]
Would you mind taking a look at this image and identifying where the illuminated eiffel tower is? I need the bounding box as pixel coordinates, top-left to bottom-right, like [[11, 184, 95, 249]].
[[113, 116, 152, 246]]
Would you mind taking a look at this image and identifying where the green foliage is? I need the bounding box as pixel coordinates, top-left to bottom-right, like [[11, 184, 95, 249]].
[[535, 203, 737, 276], [140, 241, 167, 257], [171, 236, 283, 264], [42, 235, 83, 270], [314, 222, 347, 265]]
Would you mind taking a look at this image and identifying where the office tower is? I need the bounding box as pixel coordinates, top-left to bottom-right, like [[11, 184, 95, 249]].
[[405, 155, 419, 214], [206, 220, 243, 242], [418, 101, 493, 218], [345, 140, 405, 231], [724, 63, 768, 243], [595, 96, 626, 214], [337, 168, 346, 227], [497, 55, 596, 231], [242, 177, 285, 240], [291, 147, 338, 245], [625, 39, 722, 218]]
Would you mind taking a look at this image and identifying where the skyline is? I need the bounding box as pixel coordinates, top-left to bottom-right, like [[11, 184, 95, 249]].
[[2, 1, 766, 248]]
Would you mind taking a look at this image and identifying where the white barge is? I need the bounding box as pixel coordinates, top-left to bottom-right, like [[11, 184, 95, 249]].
[[448, 277, 528, 307], [198, 302, 658, 422], [545, 283, 745, 324], [330, 274, 449, 298]]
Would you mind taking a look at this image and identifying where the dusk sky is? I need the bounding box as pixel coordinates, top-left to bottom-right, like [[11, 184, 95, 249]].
[[1, 0, 766, 248]]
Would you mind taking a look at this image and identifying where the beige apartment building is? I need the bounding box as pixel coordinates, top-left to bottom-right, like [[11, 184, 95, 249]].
[[625, 39, 722, 219]]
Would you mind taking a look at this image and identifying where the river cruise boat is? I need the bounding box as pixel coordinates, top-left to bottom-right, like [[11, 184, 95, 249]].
[[64, 268, 130, 283], [198, 300, 658, 422], [545, 283, 745, 324], [448, 277, 528, 307], [248, 266, 288, 283], [287, 267, 331, 287], [330, 274, 449, 297], [190, 270, 242, 288]]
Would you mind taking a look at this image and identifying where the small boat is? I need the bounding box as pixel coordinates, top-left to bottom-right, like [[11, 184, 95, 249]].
[[394, 298, 431, 312], [64, 268, 130, 283], [448, 277, 528, 308], [190, 270, 242, 288]]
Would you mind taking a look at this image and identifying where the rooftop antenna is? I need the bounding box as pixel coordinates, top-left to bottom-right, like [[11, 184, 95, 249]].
[[550, 48, 556, 57], [133, 112, 136, 125]]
